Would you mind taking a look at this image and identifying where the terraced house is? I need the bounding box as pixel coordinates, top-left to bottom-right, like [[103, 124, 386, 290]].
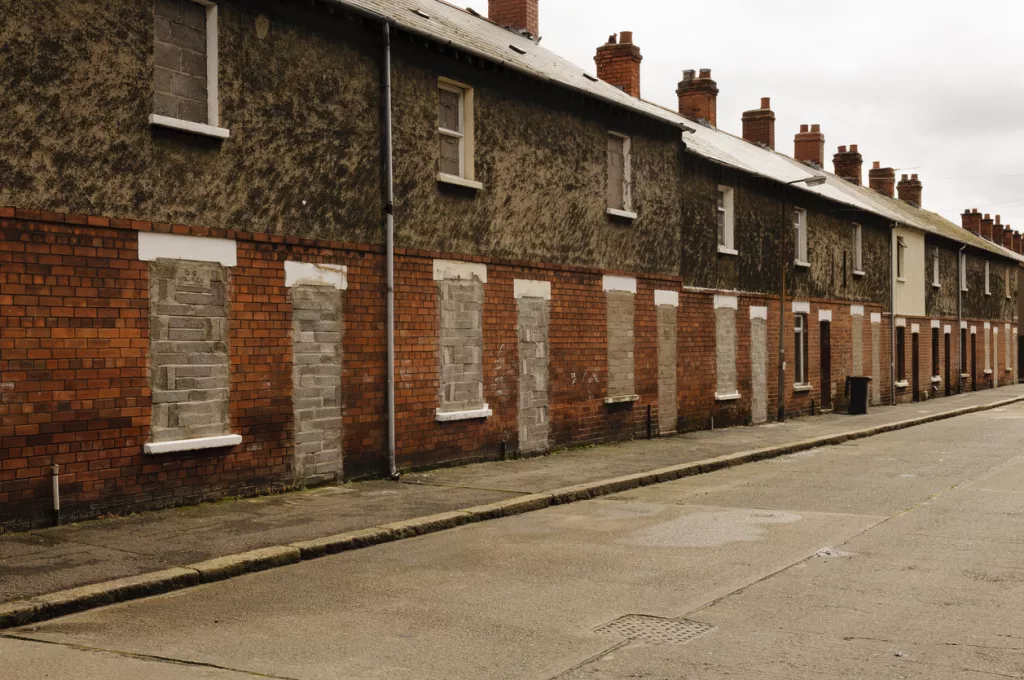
[[1, 0, 1020, 530]]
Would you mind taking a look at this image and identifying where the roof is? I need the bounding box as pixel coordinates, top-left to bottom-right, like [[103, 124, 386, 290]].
[[328, 0, 1023, 263]]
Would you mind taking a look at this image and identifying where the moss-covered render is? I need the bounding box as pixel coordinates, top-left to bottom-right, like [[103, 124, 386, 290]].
[[924, 237, 1016, 321], [0, 0, 383, 242], [680, 155, 890, 305]]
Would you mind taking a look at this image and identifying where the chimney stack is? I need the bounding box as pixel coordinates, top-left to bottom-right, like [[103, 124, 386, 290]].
[[794, 124, 825, 168], [594, 32, 643, 98], [833, 145, 863, 185], [1003, 225, 1014, 250], [1014, 230, 1022, 254], [677, 68, 718, 127], [993, 215, 1005, 246], [741, 97, 775, 150], [488, 0, 539, 39], [897, 173, 923, 208], [981, 213, 994, 241], [868, 161, 896, 198], [962, 209, 981, 235]]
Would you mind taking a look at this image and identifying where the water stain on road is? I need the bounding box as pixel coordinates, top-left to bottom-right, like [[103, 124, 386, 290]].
[[623, 509, 803, 548]]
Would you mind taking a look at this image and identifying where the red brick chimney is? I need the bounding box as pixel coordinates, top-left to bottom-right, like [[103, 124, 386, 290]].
[[833, 145, 863, 185], [677, 69, 718, 127], [741, 97, 775, 150], [1014, 231, 1022, 254], [794, 124, 825, 168], [981, 213, 994, 241], [993, 215, 1005, 246], [488, 0, 539, 38], [1003, 225, 1014, 250], [868, 161, 896, 198], [962, 209, 982, 235], [897, 173, 923, 208], [594, 32, 643, 98]]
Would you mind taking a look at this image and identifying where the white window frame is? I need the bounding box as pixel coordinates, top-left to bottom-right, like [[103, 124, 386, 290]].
[[148, 0, 228, 139], [932, 247, 940, 288], [436, 79, 480, 190], [794, 312, 809, 386], [896, 236, 906, 282], [606, 132, 635, 219], [1006, 267, 1012, 299], [960, 252, 968, 291], [985, 260, 991, 296], [793, 208, 809, 267], [852, 223, 864, 275], [716, 186, 736, 254]]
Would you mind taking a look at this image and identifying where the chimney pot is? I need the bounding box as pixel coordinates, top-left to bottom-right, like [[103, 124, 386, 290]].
[[677, 67, 719, 127], [742, 97, 776, 150], [833, 144, 864, 186], [488, 0, 539, 38], [872, 161, 880, 169], [595, 30, 643, 98], [794, 123, 825, 168]]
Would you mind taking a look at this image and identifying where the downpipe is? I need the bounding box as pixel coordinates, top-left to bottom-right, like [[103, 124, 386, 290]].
[[958, 244, 966, 394], [52, 463, 61, 526], [890, 224, 897, 405], [382, 23, 399, 480]]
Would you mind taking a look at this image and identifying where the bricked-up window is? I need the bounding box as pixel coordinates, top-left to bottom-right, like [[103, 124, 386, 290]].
[[717, 186, 735, 253], [607, 132, 632, 214], [794, 313, 809, 385], [932, 328, 940, 377], [149, 260, 231, 444], [714, 297, 738, 399], [153, 0, 221, 130], [852, 224, 863, 273], [1006, 267, 1012, 299], [896, 326, 906, 381], [960, 252, 968, 291], [985, 261, 991, 295], [438, 82, 467, 178], [793, 208, 808, 265], [961, 328, 968, 373], [896, 237, 906, 280], [932, 247, 940, 287], [434, 261, 490, 420]]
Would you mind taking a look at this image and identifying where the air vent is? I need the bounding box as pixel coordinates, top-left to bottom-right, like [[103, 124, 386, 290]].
[[413, 9, 430, 19], [509, 44, 527, 55], [583, 73, 598, 82]]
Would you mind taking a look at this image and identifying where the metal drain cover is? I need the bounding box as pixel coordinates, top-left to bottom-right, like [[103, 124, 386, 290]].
[[595, 615, 716, 645]]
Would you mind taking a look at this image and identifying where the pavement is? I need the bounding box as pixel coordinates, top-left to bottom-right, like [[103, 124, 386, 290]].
[[1, 385, 1023, 622], [4, 395, 1024, 678]]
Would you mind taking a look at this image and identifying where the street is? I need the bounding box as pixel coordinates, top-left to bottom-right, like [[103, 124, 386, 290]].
[[5, 403, 1024, 679]]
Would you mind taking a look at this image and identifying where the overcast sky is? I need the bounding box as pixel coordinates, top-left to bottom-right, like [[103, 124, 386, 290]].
[[463, 0, 1024, 230]]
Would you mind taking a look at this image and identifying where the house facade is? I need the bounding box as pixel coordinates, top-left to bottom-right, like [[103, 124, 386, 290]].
[[0, 0, 1020, 530]]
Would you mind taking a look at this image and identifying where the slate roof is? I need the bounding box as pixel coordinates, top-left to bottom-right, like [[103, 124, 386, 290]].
[[329, 0, 1022, 262]]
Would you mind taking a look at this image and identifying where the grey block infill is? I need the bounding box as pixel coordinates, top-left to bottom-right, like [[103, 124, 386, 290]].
[[606, 291, 635, 399], [153, 0, 208, 124], [715, 306, 737, 396], [750, 316, 767, 424], [518, 296, 550, 454], [871, 322, 882, 405], [149, 259, 231, 444], [852, 314, 864, 376], [438, 280, 485, 414], [657, 304, 677, 432], [291, 285, 344, 486]]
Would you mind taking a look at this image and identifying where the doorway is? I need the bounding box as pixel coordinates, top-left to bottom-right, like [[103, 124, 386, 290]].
[[944, 331, 951, 397], [912, 332, 920, 402], [820, 321, 832, 410], [971, 333, 977, 391]]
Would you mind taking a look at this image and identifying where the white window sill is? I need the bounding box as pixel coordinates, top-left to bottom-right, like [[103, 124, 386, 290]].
[[794, 260, 811, 269], [436, 406, 493, 422], [604, 394, 640, 404], [985, 292, 991, 297], [984, 369, 993, 375], [896, 277, 906, 283], [961, 373, 970, 378], [717, 246, 738, 256], [149, 114, 230, 140], [606, 208, 638, 221], [931, 376, 941, 384], [932, 283, 941, 289], [1007, 368, 1014, 373], [895, 380, 909, 389], [437, 173, 483, 191], [961, 287, 969, 293], [853, 270, 866, 277], [144, 434, 242, 455], [793, 383, 813, 393], [714, 392, 741, 402]]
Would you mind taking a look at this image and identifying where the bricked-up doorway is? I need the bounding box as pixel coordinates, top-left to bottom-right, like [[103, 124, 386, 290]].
[[944, 331, 951, 397], [820, 321, 832, 410], [972, 333, 978, 391], [1019, 334, 1024, 383], [912, 333, 920, 402]]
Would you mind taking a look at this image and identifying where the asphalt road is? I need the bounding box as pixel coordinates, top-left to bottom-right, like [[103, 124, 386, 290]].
[[5, 404, 1024, 679]]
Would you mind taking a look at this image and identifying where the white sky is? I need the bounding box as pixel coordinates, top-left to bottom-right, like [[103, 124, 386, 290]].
[[462, 0, 1024, 230]]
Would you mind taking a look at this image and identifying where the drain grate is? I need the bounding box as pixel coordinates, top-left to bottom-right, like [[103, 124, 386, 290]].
[[595, 615, 716, 646]]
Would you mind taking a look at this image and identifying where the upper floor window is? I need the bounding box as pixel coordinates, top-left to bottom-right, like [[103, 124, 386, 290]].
[[607, 133, 634, 218], [960, 252, 968, 291], [896, 236, 906, 281], [852, 223, 863, 274], [717, 186, 735, 254], [1006, 267, 1012, 299], [793, 208, 808, 266], [151, 0, 227, 139], [985, 261, 991, 296], [932, 247, 940, 288], [794, 312, 809, 385]]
